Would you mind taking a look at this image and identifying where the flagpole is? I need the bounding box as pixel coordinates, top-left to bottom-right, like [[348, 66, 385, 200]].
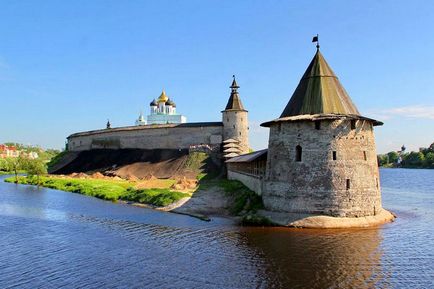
[[316, 34, 320, 50]]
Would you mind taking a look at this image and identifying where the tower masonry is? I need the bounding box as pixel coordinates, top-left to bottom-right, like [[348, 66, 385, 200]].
[[261, 48, 384, 218], [222, 77, 249, 154]]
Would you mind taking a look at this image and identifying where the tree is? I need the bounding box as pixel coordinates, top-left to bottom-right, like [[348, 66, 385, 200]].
[[0, 158, 10, 172], [427, 142, 434, 154], [25, 159, 47, 184], [5, 156, 25, 183], [377, 154, 389, 166], [403, 152, 425, 168], [424, 152, 434, 168], [387, 151, 400, 164]]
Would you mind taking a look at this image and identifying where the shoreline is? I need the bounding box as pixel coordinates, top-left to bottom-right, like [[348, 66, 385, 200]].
[[3, 175, 396, 228]]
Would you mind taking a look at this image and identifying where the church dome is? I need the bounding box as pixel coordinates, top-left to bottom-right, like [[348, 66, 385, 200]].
[[157, 90, 169, 103], [150, 99, 158, 106], [166, 98, 176, 107]]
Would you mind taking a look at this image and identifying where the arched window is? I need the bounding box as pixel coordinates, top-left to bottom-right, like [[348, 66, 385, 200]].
[[296, 145, 302, 162]]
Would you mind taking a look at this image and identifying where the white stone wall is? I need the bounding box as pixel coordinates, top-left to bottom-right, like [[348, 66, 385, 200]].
[[263, 118, 382, 217], [68, 124, 223, 151], [146, 114, 187, 125], [227, 170, 263, 195]]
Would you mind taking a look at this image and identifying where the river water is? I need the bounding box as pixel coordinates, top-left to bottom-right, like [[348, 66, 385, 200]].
[[0, 169, 433, 288]]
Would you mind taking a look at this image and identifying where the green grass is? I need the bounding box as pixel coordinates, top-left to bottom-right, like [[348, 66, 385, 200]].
[[5, 176, 189, 206], [217, 179, 264, 215], [185, 152, 209, 170], [46, 150, 68, 171], [0, 170, 25, 175], [123, 187, 189, 207]]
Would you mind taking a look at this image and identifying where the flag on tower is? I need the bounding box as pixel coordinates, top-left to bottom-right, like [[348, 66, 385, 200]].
[[312, 35, 318, 43]]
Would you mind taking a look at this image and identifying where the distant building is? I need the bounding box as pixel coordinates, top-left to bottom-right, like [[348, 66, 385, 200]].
[[0, 145, 38, 159], [135, 90, 187, 125], [0, 144, 19, 158]]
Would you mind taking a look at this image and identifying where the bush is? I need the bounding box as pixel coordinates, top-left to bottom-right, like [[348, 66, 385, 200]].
[[218, 179, 264, 215]]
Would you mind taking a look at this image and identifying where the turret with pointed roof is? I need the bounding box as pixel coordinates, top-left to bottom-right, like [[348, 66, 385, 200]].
[[262, 49, 382, 127], [281, 50, 359, 117], [261, 45, 385, 220], [224, 76, 246, 111], [222, 76, 249, 154]]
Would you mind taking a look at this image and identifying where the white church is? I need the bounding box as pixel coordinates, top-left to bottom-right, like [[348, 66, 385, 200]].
[[135, 90, 187, 125]]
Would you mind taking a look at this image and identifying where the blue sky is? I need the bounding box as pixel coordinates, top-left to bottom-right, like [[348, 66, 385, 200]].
[[0, 0, 433, 153]]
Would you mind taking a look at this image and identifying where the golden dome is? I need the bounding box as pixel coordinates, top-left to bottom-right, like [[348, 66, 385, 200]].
[[157, 90, 169, 103]]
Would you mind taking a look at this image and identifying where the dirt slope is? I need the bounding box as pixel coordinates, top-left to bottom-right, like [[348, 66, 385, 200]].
[[50, 149, 221, 179]]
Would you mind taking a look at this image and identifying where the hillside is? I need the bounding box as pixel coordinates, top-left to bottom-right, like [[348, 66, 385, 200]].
[[49, 149, 222, 179]]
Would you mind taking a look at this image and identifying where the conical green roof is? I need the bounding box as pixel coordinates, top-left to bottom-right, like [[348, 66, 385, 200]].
[[280, 50, 360, 117]]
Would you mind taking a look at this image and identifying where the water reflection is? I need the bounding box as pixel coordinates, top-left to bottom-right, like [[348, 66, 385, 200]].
[[243, 228, 389, 288], [0, 170, 433, 288]]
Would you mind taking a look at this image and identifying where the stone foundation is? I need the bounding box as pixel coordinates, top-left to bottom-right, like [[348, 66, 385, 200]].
[[257, 208, 395, 228]]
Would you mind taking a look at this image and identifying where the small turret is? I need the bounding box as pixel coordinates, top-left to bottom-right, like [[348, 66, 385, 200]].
[[106, 119, 111, 129], [222, 75, 249, 154]]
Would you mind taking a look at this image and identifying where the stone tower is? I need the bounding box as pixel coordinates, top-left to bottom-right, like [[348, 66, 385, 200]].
[[222, 76, 249, 154], [261, 48, 383, 218]]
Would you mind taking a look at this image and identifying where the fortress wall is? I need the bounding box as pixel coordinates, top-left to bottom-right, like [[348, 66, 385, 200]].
[[227, 170, 263, 195], [67, 125, 223, 151], [263, 119, 382, 217]]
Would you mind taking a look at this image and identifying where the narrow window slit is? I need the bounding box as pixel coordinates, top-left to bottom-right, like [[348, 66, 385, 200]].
[[332, 151, 337, 160], [315, 120, 321, 130], [346, 179, 351, 190], [296, 145, 302, 162]]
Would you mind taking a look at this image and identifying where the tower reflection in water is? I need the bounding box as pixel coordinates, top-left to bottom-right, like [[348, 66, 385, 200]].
[[243, 227, 391, 288]]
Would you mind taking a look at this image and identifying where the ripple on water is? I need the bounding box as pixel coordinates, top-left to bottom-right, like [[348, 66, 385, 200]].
[[0, 170, 434, 288]]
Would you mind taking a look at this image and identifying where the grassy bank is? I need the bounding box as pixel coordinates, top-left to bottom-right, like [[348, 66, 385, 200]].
[[217, 179, 264, 215], [5, 176, 189, 207], [0, 170, 26, 175]]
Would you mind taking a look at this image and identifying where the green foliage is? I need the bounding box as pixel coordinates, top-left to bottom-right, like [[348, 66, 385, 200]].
[[185, 152, 208, 170], [24, 159, 47, 176], [378, 141, 434, 169], [218, 179, 264, 215], [46, 150, 68, 171], [0, 158, 10, 172], [4, 176, 188, 206], [377, 154, 389, 166], [123, 188, 189, 207], [424, 152, 434, 168], [403, 152, 425, 168], [241, 214, 273, 226], [387, 151, 399, 164]]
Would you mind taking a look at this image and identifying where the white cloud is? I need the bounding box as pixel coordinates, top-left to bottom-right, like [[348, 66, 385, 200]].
[[367, 105, 434, 120]]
